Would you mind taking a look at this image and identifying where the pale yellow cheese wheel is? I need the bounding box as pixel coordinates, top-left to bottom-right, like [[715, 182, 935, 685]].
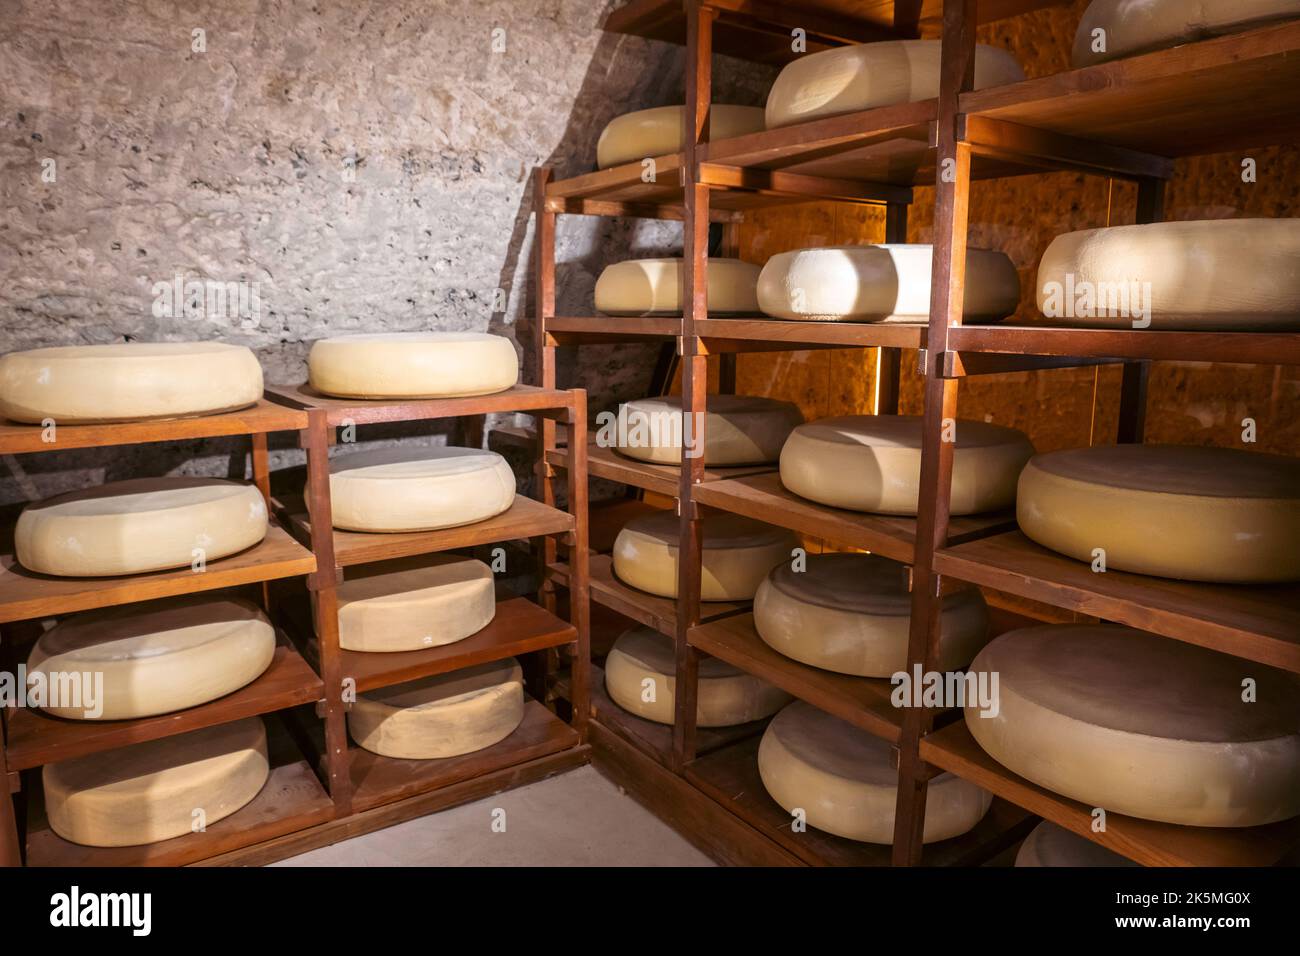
[[308, 332, 519, 399], [779, 415, 1034, 515], [759, 700, 992, 844], [966, 625, 1300, 827], [612, 510, 799, 602], [765, 40, 1024, 128], [596, 105, 766, 168], [753, 553, 989, 677], [614, 394, 803, 465], [331, 554, 496, 652], [595, 258, 761, 315], [1015, 821, 1137, 867], [44, 717, 269, 847], [347, 658, 525, 759], [1036, 219, 1300, 330], [0, 341, 263, 424], [604, 626, 791, 727], [28, 595, 275, 720], [325, 446, 515, 533], [1017, 444, 1300, 583], [757, 244, 1020, 323], [1073, 0, 1300, 66], [16, 477, 269, 577]]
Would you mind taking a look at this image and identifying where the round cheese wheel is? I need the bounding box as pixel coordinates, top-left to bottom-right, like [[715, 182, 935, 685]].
[[1015, 821, 1137, 867], [347, 658, 525, 759], [595, 258, 761, 315], [1073, 0, 1300, 66], [614, 394, 803, 466], [757, 244, 1020, 323], [605, 626, 791, 727], [44, 717, 269, 847], [332, 555, 496, 652], [612, 510, 798, 601], [780, 415, 1033, 516], [766, 40, 1024, 128], [753, 553, 989, 677], [596, 105, 766, 168], [325, 446, 515, 533], [307, 332, 519, 399], [1036, 220, 1300, 330], [759, 700, 992, 843], [0, 341, 263, 425], [1017, 445, 1300, 583], [27, 595, 275, 720], [966, 624, 1300, 827], [15, 477, 269, 577]]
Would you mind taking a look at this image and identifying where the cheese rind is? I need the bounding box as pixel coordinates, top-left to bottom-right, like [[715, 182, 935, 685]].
[[595, 258, 761, 315], [1073, 0, 1300, 66], [614, 395, 803, 465], [1015, 821, 1137, 867], [596, 105, 766, 168], [308, 332, 519, 399]]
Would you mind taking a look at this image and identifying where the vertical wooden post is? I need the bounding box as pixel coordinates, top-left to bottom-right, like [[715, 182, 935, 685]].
[[533, 167, 561, 615], [0, 744, 19, 866], [877, 202, 910, 415], [1117, 178, 1165, 443], [718, 222, 740, 395], [564, 390, 592, 740], [250, 431, 274, 612]]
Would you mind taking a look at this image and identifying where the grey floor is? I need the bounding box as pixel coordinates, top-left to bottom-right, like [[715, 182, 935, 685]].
[[273, 765, 715, 867]]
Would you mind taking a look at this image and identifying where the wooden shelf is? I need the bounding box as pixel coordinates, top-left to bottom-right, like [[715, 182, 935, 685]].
[[544, 315, 681, 342], [948, 324, 1300, 367], [696, 317, 928, 351], [921, 720, 1300, 867], [548, 434, 777, 498], [934, 531, 1300, 673], [264, 383, 575, 428]]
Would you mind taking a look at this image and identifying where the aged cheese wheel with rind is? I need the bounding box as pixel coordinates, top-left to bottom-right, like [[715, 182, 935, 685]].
[[596, 105, 765, 168], [1072, 0, 1300, 66], [308, 332, 519, 399], [595, 258, 761, 315], [614, 394, 803, 466]]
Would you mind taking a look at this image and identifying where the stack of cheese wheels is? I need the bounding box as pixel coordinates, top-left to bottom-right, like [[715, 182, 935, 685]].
[[758, 245, 1020, 323], [759, 700, 992, 843], [15, 477, 268, 577], [596, 105, 765, 168], [27, 596, 276, 720], [0, 341, 263, 424], [753, 553, 989, 677], [1073, 0, 1300, 65], [613, 510, 798, 601], [331, 555, 496, 652], [1015, 821, 1137, 867], [765, 40, 1023, 128], [780, 415, 1034, 515], [1017, 444, 1300, 583], [308, 331, 519, 399], [1036, 220, 1300, 330], [348, 658, 524, 759], [614, 394, 803, 466], [966, 624, 1300, 827], [44, 717, 269, 847], [595, 258, 761, 315], [605, 626, 791, 727], [326, 446, 515, 533]]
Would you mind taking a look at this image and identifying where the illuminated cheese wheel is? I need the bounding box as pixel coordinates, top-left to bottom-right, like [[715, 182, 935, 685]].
[[757, 245, 1020, 323], [759, 700, 992, 843], [596, 105, 765, 168], [0, 341, 262, 424], [15, 477, 268, 577], [1017, 444, 1300, 583], [780, 415, 1033, 515], [614, 395, 803, 465], [308, 332, 518, 399], [1015, 821, 1137, 867], [1073, 0, 1300, 66], [612, 510, 798, 602], [753, 553, 989, 677], [595, 258, 761, 315], [966, 625, 1300, 827]]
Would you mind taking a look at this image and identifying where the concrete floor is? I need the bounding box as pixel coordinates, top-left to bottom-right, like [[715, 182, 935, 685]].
[[273, 765, 716, 867]]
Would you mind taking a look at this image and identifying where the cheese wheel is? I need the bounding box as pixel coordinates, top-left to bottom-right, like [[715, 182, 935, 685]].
[[347, 658, 525, 759], [1073, 0, 1300, 66], [966, 625, 1300, 827], [614, 394, 803, 466], [596, 105, 766, 168], [0, 341, 263, 424], [757, 245, 1019, 323], [612, 510, 798, 602], [16, 477, 269, 577], [332, 555, 496, 652], [753, 553, 989, 677], [759, 700, 992, 843], [325, 446, 515, 533], [605, 626, 792, 727], [44, 717, 269, 847], [766, 40, 1024, 128], [1015, 821, 1137, 867], [595, 258, 760, 315], [780, 415, 1033, 515], [27, 596, 275, 720], [307, 332, 519, 399], [1017, 445, 1300, 583], [1036, 220, 1300, 330]]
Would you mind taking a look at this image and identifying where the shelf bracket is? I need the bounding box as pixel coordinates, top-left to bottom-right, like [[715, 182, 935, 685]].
[[959, 115, 1174, 181]]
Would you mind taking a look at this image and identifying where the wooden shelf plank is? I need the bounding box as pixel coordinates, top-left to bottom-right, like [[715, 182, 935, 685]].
[[697, 317, 928, 351], [949, 324, 1300, 367], [264, 383, 574, 428], [544, 315, 681, 342], [548, 434, 777, 498]]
